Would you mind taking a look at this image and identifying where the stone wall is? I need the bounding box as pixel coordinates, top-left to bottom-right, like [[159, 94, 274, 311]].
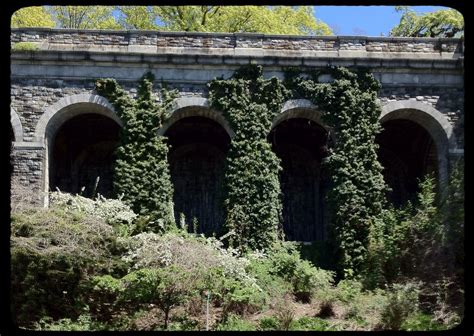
[[11, 28, 463, 55], [11, 146, 44, 189], [10, 28, 464, 210]]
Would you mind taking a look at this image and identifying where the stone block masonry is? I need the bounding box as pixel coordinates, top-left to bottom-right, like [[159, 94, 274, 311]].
[[10, 28, 464, 207]]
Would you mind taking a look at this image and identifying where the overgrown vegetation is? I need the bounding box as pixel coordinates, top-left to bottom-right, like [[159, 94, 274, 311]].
[[11, 168, 463, 330], [10, 66, 464, 331], [208, 65, 289, 252], [11, 42, 39, 51], [95, 72, 177, 232], [284, 66, 388, 277]]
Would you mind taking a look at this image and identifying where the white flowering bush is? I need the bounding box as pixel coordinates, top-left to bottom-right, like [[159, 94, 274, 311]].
[[50, 191, 137, 227], [122, 232, 255, 285]]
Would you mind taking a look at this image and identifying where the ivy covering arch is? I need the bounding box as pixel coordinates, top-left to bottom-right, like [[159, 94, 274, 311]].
[[95, 65, 387, 276]]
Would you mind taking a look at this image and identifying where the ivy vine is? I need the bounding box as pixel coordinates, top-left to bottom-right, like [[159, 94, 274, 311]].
[[94, 65, 387, 277], [95, 72, 177, 232], [208, 65, 290, 252], [284, 66, 388, 276]]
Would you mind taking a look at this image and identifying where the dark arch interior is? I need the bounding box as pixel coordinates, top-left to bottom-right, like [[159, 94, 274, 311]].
[[376, 119, 438, 206], [165, 116, 230, 235], [50, 113, 120, 198], [269, 118, 329, 242]]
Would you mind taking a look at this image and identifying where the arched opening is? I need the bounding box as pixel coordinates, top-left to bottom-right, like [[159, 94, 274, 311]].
[[165, 116, 231, 235], [269, 118, 329, 242], [376, 119, 438, 206], [50, 113, 120, 198]]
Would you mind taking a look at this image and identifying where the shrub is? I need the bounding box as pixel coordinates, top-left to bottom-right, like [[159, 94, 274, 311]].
[[214, 273, 267, 317], [335, 279, 364, 303], [363, 174, 445, 288], [167, 315, 199, 331], [50, 191, 137, 235], [379, 281, 421, 330], [400, 313, 447, 331], [267, 241, 334, 302], [10, 205, 122, 327], [258, 316, 280, 330], [35, 314, 95, 331], [290, 316, 335, 331], [87, 275, 123, 323], [274, 298, 295, 331], [12, 42, 39, 51], [245, 252, 292, 306], [215, 314, 256, 331], [119, 266, 193, 329]]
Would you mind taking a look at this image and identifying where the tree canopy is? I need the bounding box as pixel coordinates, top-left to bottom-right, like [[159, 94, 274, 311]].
[[11, 6, 55, 28], [49, 6, 121, 29], [12, 5, 333, 35], [390, 6, 464, 38]]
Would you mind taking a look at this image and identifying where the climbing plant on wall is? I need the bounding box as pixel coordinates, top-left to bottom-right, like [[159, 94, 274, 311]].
[[208, 65, 290, 252], [95, 72, 177, 232], [284, 66, 388, 277]]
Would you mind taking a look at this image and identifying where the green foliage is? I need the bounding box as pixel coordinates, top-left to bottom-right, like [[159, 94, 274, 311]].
[[13, 5, 333, 35], [267, 242, 334, 302], [150, 6, 332, 35], [285, 66, 387, 278], [216, 314, 256, 331], [258, 316, 280, 330], [208, 65, 290, 251], [379, 282, 421, 330], [11, 42, 39, 51], [363, 174, 443, 287], [390, 6, 464, 38], [87, 275, 123, 322], [217, 275, 267, 317], [35, 313, 102, 331], [335, 279, 364, 303], [95, 73, 177, 232], [11, 6, 55, 28], [48, 6, 120, 29], [439, 160, 464, 274], [120, 266, 192, 329], [49, 190, 137, 236], [246, 253, 292, 302], [10, 201, 125, 328], [290, 316, 335, 331], [116, 6, 157, 30], [400, 313, 446, 331]]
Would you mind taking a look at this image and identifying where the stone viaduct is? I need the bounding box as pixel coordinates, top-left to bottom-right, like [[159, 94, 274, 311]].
[[10, 28, 464, 241]]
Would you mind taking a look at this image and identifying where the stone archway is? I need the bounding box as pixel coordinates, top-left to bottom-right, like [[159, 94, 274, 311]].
[[10, 108, 24, 143], [270, 107, 330, 242], [164, 113, 231, 235], [35, 94, 122, 200], [158, 97, 234, 138], [378, 100, 453, 202]]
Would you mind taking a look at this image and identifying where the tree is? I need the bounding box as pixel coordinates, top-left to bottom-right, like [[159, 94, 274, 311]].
[[48, 6, 120, 29], [120, 266, 192, 329], [390, 6, 464, 38], [116, 6, 157, 30], [119, 6, 333, 35], [11, 7, 55, 28]]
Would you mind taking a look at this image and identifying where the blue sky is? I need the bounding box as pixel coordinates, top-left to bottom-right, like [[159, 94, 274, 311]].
[[314, 6, 450, 36]]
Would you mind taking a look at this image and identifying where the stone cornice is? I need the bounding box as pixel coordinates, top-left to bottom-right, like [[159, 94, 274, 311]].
[[10, 49, 463, 71]]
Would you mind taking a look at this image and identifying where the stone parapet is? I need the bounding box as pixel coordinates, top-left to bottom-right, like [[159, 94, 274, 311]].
[[11, 28, 463, 60]]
